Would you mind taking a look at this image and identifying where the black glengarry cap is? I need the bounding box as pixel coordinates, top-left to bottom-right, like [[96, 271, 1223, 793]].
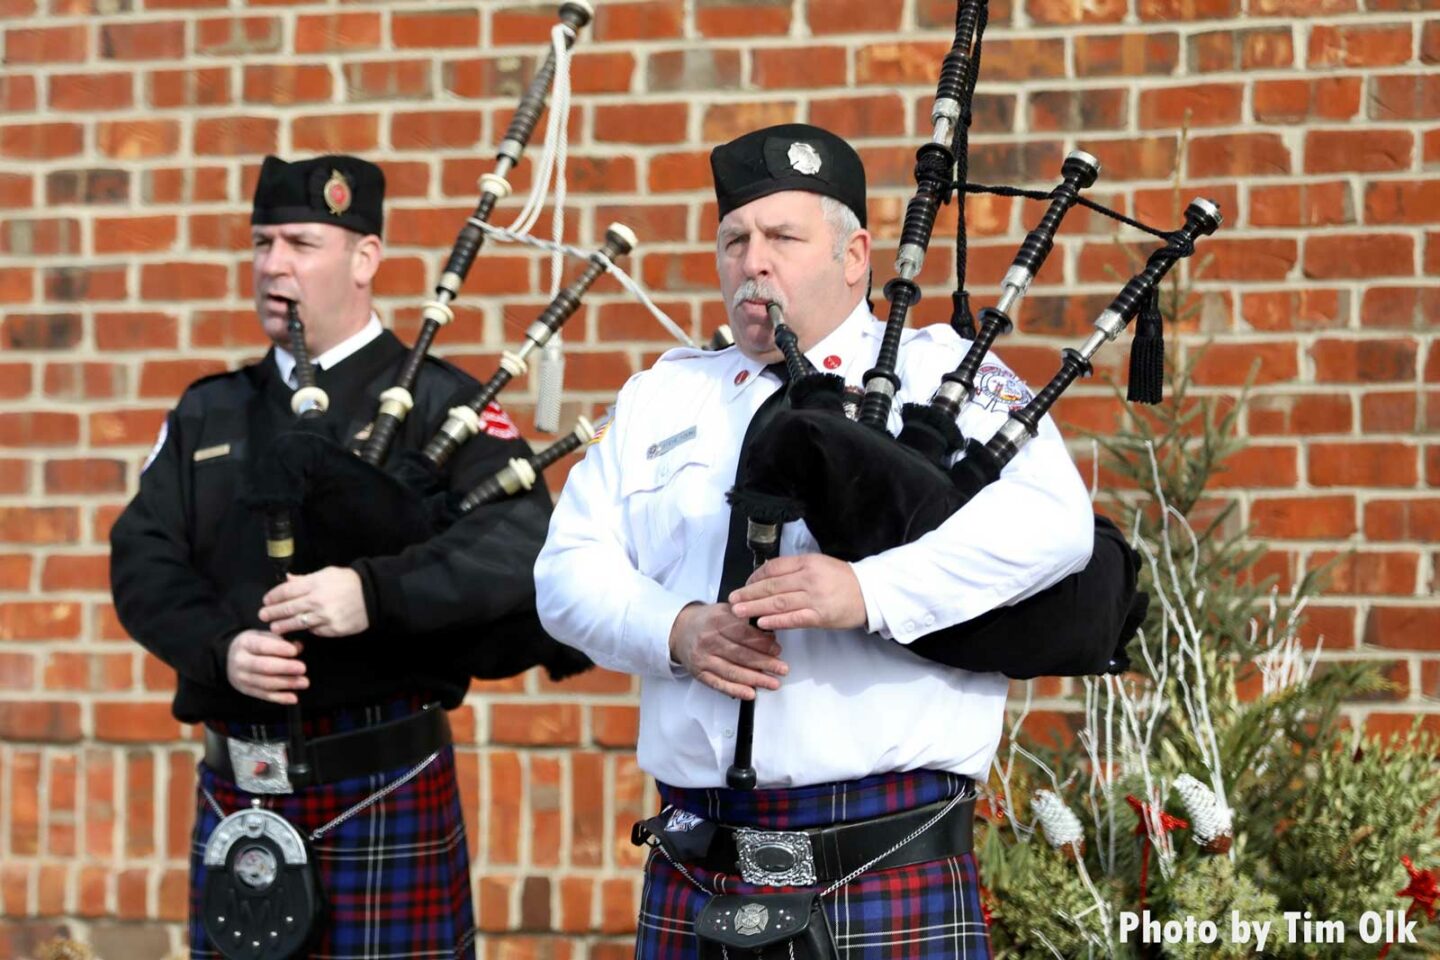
[[251, 154, 386, 238], [711, 123, 866, 227]]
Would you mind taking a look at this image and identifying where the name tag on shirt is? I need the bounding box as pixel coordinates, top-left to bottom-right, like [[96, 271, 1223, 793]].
[[646, 426, 696, 460], [193, 443, 232, 463]]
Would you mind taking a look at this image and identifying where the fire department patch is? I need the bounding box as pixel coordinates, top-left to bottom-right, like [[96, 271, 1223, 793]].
[[973, 363, 1033, 412], [479, 402, 520, 440]]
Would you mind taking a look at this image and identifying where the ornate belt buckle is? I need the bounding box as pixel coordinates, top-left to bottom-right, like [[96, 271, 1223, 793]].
[[227, 737, 294, 794], [734, 828, 817, 886]]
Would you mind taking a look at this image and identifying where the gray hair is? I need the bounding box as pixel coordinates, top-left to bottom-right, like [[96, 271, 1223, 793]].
[[818, 195, 861, 261]]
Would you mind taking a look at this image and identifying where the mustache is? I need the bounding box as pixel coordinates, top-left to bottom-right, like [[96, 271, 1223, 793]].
[[730, 279, 787, 314]]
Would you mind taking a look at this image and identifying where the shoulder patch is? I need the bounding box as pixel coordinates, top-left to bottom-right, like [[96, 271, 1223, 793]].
[[972, 363, 1034, 413], [589, 407, 615, 445], [480, 402, 520, 440], [141, 420, 168, 473]]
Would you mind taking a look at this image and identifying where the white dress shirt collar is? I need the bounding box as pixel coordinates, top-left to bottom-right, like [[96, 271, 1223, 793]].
[[803, 298, 873, 370], [723, 298, 873, 403], [274, 313, 383, 387]]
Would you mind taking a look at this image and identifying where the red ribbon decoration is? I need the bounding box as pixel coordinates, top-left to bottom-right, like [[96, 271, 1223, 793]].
[[1376, 857, 1434, 955], [1398, 856, 1439, 921], [1377, 856, 1436, 959], [1126, 794, 1189, 913]]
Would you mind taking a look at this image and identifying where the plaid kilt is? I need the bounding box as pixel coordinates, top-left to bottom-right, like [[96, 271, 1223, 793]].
[[188, 699, 475, 960], [635, 769, 991, 960]]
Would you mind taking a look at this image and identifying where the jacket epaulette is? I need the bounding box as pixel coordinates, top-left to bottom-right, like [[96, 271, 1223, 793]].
[[417, 352, 481, 390], [655, 344, 723, 365], [175, 364, 256, 413], [907, 322, 966, 349]]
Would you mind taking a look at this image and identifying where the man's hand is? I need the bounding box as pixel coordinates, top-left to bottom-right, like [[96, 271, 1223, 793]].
[[668, 602, 788, 701], [259, 567, 369, 637], [227, 629, 307, 705], [728, 554, 867, 632]]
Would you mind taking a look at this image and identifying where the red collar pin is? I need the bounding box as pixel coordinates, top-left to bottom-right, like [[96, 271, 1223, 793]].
[[734, 370, 750, 385], [823, 355, 841, 370]]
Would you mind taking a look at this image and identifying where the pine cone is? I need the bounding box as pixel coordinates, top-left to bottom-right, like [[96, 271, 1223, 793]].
[[1173, 773, 1234, 854], [1203, 833, 1233, 854], [1032, 789, 1085, 857]]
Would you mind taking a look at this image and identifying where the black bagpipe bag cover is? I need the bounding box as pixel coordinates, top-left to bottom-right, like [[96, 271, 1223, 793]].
[[245, 423, 445, 570], [244, 424, 594, 681], [729, 378, 1144, 677]]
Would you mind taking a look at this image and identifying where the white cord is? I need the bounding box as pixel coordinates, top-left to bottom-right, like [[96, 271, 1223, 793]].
[[478, 26, 693, 349], [509, 25, 573, 240], [533, 24, 572, 432], [468, 217, 695, 347]]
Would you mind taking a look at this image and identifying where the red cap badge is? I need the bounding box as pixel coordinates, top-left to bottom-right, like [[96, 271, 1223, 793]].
[[323, 169, 352, 217]]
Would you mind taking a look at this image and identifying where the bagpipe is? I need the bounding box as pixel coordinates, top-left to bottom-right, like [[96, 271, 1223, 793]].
[[199, 303, 331, 960], [243, 1, 629, 683], [723, 0, 1222, 789]]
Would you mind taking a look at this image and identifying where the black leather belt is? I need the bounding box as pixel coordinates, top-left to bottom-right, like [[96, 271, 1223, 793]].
[[203, 704, 451, 792], [694, 795, 974, 886]]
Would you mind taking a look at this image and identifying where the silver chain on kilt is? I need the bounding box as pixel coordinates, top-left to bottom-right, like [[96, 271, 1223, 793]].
[[201, 751, 440, 843]]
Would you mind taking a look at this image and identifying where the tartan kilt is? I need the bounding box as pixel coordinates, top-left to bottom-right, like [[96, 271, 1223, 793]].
[[187, 703, 475, 960], [635, 769, 991, 960]]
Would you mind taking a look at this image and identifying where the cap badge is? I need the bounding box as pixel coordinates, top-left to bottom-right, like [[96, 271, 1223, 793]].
[[787, 142, 822, 176], [323, 169, 352, 216]]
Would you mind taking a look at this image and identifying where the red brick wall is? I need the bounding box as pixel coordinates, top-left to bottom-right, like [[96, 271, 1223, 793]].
[[1, 0, 1436, 956]]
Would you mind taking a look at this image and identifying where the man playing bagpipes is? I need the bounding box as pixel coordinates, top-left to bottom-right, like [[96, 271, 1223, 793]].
[[534, 123, 1097, 960], [109, 155, 554, 960]]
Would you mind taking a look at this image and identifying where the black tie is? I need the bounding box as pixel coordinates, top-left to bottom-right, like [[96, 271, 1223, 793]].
[[717, 363, 791, 603]]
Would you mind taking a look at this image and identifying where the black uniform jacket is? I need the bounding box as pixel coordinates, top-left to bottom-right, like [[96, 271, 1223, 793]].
[[109, 329, 553, 724]]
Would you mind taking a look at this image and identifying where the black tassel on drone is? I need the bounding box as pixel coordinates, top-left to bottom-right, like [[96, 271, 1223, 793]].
[[950, 290, 977, 340], [1126, 287, 1164, 404]]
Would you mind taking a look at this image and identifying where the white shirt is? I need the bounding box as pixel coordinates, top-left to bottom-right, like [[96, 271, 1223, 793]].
[[274, 313, 383, 388], [534, 302, 1093, 788]]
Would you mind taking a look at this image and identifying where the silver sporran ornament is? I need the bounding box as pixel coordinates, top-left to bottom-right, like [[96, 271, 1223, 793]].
[[202, 805, 322, 959], [735, 901, 770, 936]]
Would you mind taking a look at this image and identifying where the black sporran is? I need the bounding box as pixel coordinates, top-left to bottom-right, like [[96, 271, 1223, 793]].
[[201, 806, 322, 959], [695, 892, 838, 959]]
